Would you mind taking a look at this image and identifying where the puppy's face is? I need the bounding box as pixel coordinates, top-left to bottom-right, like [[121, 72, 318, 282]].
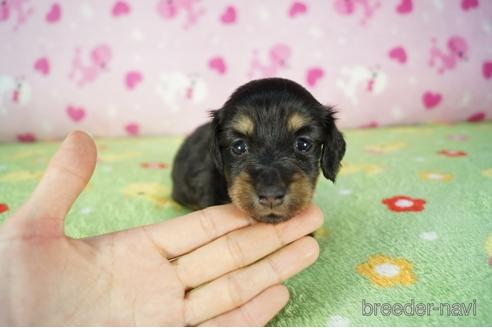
[[211, 78, 345, 223]]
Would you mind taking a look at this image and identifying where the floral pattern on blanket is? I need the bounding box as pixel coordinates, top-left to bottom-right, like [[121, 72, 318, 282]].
[[1, 122, 491, 325]]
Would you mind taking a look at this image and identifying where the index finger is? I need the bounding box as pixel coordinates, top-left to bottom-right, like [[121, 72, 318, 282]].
[[141, 204, 256, 258], [173, 205, 323, 289]]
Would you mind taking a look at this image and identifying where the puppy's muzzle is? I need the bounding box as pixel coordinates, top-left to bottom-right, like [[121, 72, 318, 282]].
[[254, 167, 287, 208], [255, 167, 287, 209], [229, 166, 313, 223], [257, 185, 286, 208]]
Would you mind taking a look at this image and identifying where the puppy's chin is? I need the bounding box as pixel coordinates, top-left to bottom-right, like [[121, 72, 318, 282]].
[[256, 213, 289, 224], [254, 213, 294, 224], [231, 204, 301, 224], [243, 199, 311, 223]]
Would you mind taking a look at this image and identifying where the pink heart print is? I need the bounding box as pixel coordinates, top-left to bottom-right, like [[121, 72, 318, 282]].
[[112, 1, 131, 17], [388, 46, 407, 64], [360, 121, 379, 128], [66, 105, 86, 122], [306, 67, 324, 87], [396, 0, 412, 14], [461, 0, 479, 11], [467, 112, 485, 122], [482, 61, 492, 79], [125, 122, 140, 136], [422, 91, 442, 109], [208, 57, 227, 75], [220, 6, 236, 24], [46, 3, 61, 23], [125, 71, 143, 90], [17, 133, 36, 143], [289, 2, 307, 17], [34, 57, 50, 75]]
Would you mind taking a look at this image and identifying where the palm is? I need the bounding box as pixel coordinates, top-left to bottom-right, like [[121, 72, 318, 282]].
[[83, 229, 185, 325], [1, 224, 184, 325], [0, 131, 321, 326]]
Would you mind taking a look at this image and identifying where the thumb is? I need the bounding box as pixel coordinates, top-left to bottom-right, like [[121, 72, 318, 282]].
[[12, 131, 97, 234]]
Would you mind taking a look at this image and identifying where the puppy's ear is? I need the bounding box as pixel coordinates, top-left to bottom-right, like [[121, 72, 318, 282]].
[[321, 107, 346, 182], [209, 109, 224, 172]]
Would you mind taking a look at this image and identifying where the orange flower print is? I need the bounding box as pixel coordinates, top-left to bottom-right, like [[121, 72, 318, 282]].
[[482, 168, 492, 178], [486, 235, 492, 267], [437, 149, 467, 157], [357, 255, 416, 287], [419, 171, 453, 182], [141, 162, 168, 169]]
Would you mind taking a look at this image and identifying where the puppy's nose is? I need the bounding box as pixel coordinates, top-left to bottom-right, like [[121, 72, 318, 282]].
[[257, 186, 286, 208]]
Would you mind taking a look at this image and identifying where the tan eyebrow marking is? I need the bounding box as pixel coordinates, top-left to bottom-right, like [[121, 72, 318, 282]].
[[288, 112, 309, 132], [231, 114, 254, 136]]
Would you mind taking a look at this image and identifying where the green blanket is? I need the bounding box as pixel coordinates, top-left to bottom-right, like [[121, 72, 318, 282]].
[[1, 122, 491, 326]]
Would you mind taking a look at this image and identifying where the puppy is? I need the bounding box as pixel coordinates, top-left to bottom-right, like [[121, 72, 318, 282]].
[[172, 78, 346, 223]]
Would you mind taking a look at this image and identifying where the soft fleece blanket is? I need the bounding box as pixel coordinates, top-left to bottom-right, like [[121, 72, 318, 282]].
[[1, 122, 491, 326]]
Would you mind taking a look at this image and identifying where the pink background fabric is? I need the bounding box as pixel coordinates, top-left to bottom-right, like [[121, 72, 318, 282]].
[[0, 0, 491, 141]]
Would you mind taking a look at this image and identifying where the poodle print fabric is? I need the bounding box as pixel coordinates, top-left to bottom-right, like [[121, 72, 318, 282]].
[[1, 0, 492, 141]]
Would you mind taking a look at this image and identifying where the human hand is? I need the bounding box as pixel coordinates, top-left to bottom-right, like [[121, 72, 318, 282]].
[[0, 131, 322, 326]]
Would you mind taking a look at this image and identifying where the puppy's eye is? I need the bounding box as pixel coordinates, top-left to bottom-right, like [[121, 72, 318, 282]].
[[295, 137, 313, 153], [231, 139, 248, 155]]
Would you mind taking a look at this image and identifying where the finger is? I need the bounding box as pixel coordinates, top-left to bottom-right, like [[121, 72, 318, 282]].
[[13, 131, 96, 230], [139, 204, 256, 258], [199, 285, 289, 327], [174, 205, 323, 288], [185, 236, 318, 326]]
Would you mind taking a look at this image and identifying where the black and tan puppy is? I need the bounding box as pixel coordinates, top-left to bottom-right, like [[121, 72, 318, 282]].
[[172, 78, 345, 223]]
